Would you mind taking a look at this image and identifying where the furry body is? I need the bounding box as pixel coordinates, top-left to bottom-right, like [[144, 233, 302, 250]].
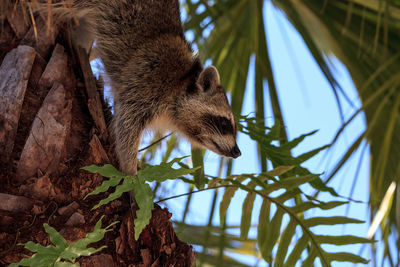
[[58, 0, 241, 174]]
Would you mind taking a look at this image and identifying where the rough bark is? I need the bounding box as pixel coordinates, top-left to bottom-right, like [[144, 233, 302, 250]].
[[0, 45, 36, 163], [20, 16, 60, 59], [0, 8, 195, 267], [16, 82, 72, 182], [76, 45, 108, 143]]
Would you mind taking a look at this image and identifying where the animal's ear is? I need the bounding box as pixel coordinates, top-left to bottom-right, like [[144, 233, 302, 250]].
[[197, 66, 220, 93]]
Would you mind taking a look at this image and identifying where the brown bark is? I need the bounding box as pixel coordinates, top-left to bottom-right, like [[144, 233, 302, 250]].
[[0, 45, 36, 162], [0, 9, 195, 267]]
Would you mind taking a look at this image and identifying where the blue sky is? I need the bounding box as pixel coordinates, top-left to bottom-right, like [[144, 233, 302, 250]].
[[158, 2, 374, 266]]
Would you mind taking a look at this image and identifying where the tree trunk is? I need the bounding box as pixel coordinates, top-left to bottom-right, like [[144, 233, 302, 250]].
[[0, 8, 195, 267]]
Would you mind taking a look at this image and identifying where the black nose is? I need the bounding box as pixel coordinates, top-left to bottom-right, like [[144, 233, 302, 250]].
[[230, 144, 241, 158]]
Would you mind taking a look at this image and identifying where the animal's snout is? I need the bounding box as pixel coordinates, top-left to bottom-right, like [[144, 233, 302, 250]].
[[230, 143, 241, 158]]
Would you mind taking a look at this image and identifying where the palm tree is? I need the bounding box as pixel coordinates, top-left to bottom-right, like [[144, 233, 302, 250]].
[[183, 0, 400, 265], [0, 4, 195, 266]]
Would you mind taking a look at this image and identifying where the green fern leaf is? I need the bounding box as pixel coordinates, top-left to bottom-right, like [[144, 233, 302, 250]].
[[325, 252, 370, 264], [314, 235, 374, 245], [289, 201, 347, 214], [91, 178, 134, 210], [85, 157, 198, 210], [283, 235, 309, 267], [264, 166, 295, 177], [9, 216, 116, 267], [84, 158, 198, 240], [257, 199, 271, 262], [139, 156, 200, 182], [239, 117, 338, 196], [240, 191, 256, 240], [23, 241, 58, 254], [301, 245, 321, 267], [220, 176, 247, 224], [44, 224, 68, 250], [280, 130, 318, 151], [81, 164, 125, 179], [133, 177, 154, 240], [261, 174, 319, 194], [303, 216, 364, 227], [84, 175, 124, 199], [274, 219, 297, 267]]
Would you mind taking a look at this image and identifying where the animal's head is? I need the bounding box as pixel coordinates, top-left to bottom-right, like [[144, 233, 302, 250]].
[[173, 66, 241, 158]]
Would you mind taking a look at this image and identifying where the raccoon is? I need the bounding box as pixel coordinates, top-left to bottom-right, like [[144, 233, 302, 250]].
[[51, 0, 241, 175]]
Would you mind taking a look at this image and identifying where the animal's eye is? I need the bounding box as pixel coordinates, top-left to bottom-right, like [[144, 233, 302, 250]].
[[203, 115, 234, 135], [218, 117, 233, 135], [220, 118, 230, 129]]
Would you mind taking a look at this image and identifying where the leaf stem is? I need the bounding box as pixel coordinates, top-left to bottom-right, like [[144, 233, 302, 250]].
[[138, 133, 172, 152], [156, 185, 230, 204]]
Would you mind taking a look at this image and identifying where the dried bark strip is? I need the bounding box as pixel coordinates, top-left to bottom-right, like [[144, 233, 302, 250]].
[[0, 45, 36, 163], [38, 43, 68, 90], [14, 43, 72, 164], [88, 134, 110, 164], [28, 52, 47, 91], [16, 82, 72, 182], [65, 212, 85, 226], [11, 51, 48, 162], [21, 17, 60, 59], [76, 45, 108, 142], [58, 201, 79, 217], [12, 52, 47, 138], [0, 193, 33, 212], [6, 11, 29, 39]]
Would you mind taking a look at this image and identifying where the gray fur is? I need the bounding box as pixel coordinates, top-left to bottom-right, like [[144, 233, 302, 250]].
[[53, 0, 241, 174]]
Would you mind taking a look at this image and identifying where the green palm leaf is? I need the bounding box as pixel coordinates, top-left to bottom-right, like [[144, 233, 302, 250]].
[[184, 0, 400, 264]]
